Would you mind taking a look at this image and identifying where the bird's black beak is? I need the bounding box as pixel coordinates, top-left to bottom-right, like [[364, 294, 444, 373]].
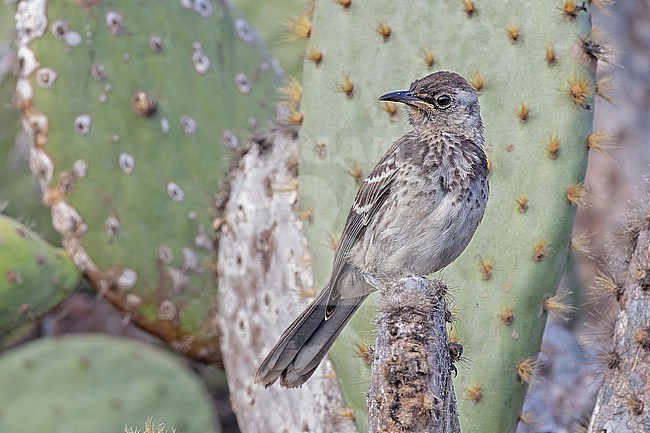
[[379, 90, 428, 109], [379, 90, 418, 103]]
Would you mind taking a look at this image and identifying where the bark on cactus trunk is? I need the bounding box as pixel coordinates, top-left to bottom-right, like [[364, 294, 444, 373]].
[[368, 277, 461, 433], [588, 192, 650, 433], [216, 126, 357, 433]]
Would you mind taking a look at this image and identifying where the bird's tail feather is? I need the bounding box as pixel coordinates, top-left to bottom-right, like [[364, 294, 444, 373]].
[[255, 287, 367, 388]]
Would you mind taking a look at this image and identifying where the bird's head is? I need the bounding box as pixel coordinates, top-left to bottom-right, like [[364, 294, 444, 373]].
[[379, 71, 483, 138]]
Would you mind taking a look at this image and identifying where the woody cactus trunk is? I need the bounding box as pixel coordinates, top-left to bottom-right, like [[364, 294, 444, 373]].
[[14, 0, 281, 362], [587, 186, 650, 432], [292, 1, 600, 432]]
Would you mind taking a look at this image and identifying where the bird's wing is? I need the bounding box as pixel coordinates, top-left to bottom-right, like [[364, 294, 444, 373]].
[[323, 141, 400, 319]]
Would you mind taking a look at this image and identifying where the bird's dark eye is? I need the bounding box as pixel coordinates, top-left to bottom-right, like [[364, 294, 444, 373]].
[[435, 94, 453, 108]]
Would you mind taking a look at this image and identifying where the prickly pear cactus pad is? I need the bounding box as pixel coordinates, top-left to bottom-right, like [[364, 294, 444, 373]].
[[297, 1, 596, 431], [15, 0, 281, 362], [0, 214, 79, 334], [0, 335, 220, 433]]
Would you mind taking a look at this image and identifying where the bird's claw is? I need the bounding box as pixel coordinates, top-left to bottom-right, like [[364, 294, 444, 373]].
[[362, 271, 384, 291]]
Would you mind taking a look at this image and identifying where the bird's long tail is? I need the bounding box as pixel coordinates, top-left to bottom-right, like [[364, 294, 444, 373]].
[[255, 286, 367, 388]]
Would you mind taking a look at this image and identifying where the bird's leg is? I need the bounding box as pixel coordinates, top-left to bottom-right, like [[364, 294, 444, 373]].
[[362, 270, 385, 291]]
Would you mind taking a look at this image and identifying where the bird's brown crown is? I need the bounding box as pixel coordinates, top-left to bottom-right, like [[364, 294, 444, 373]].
[[409, 71, 476, 98]]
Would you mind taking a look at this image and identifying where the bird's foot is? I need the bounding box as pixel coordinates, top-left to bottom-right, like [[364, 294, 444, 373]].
[[362, 271, 385, 291]]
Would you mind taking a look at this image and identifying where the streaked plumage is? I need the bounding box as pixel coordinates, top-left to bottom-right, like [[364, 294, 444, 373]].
[[256, 71, 489, 388]]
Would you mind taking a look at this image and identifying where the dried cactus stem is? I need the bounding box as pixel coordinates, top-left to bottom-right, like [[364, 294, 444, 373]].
[[368, 276, 460, 433], [587, 199, 650, 432], [217, 125, 357, 433]]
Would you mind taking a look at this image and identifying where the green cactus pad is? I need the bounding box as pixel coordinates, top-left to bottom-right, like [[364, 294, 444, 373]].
[[0, 214, 79, 334], [297, 1, 594, 431], [15, 0, 281, 362], [0, 334, 219, 433]]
